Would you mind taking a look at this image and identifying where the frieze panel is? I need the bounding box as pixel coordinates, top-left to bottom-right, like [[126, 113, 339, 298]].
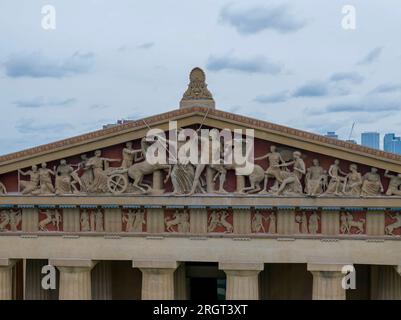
[[295, 210, 321, 234], [0, 208, 22, 232], [122, 208, 147, 232], [80, 208, 104, 232], [385, 211, 401, 236], [164, 209, 190, 233], [339, 210, 366, 235], [38, 209, 63, 232], [207, 209, 233, 233], [251, 209, 277, 234]]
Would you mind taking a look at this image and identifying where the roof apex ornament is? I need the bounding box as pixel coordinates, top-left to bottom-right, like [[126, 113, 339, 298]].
[[180, 67, 215, 109]]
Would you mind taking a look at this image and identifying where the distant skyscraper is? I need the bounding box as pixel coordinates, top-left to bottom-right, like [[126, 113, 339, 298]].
[[361, 132, 380, 149], [384, 133, 401, 154], [325, 131, 338, 139]]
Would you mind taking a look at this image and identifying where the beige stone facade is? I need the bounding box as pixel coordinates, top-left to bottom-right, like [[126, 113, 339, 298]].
[[0, 69, 401, 300]]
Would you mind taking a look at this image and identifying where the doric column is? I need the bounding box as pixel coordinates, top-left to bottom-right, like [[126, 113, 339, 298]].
[[308, 263, 348, 300], [219, 262, 263, 300], [133, 260, 178, 300], [91, 261, 112, 300], [371, 265, 401, 300], [0, 259, 17, 300], [50, 259, 97, 300], [174, 262, 187, 300]]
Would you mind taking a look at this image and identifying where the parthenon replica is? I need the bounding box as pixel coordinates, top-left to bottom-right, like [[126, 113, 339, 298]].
[[0, 68, 400, 300]]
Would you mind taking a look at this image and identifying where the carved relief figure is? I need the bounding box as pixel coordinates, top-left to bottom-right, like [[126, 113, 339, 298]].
[[254, 145, 285, 193], [121, 142, 143, 169], [308, 211, 320, 234], [361, 168, 384, 197], [385, 212, 401, 235], [340, 211, 366, 234], [165, 209, 190, 233], [384, 170, 401, 196], [80, 210, 90, 231], [38, 209, 63, 231], [85, 150, 120, 193], [19, 165, 40, 194], [55, 160, 82, 194], [344, 164, 362, 196], [0, 209, 22, 232], [305, 159, 326, 196], [274, 151, 305, 196], [251, 210, 276, 233], [122, 209, 146, 232], [38, 162, 55, 194], [324, 160, 348, 196], [78, 154, 93, 192], [207, 210, 233, 233], [0, 181, 6, 194], [296, 212, 308, 234]]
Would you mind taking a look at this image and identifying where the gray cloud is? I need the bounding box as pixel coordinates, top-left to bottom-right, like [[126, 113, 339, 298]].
[[219, 3, 307, 35], [137, 42, 154, 49], [369, 83, 401, 94], [293, 81, 329, 97], [254, 90, 289, 103], [13, 97, 77, 108], [325, 100, 399, 113], [329, 72, 364, 84], [206, 54, 282, 74], [357, 47, 383, 65], [15, 119, 75, 134], [3, 51, 95, 78]]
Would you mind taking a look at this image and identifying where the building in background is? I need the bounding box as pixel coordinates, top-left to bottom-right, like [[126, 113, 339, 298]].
[[384, 133, 401, 154], [324, 131, 338, 139], [361, 132, 380, 149]]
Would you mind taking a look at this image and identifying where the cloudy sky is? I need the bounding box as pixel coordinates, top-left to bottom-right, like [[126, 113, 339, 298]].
[[0, 0, 400, 155]]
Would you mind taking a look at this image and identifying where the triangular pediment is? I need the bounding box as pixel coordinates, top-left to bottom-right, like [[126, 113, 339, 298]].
[[0, 106, 400, 175]]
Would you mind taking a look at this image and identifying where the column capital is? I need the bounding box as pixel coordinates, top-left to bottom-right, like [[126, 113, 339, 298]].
[[49, 258, 97, 269], [307, 262, 353, 273], [0, 258, 18, 268], [132, 260, 179, 270], [219, 261, 264, 271]]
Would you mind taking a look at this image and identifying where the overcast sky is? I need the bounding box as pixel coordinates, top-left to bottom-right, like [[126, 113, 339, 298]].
[[0, 0, 400, 155]]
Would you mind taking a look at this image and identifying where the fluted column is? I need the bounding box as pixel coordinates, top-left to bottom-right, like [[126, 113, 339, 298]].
[[0, 259, 17, 300], [133, 260, 178, 300], [371, 265, 401, 300], [91, 261, 112, 300], [219, 262, 263, 300], [308, 263, 348, 300], [50, 259, 97, 300]]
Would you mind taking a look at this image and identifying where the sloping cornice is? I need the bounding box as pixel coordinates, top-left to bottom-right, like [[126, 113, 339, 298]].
[[0, 106, 400, 172]]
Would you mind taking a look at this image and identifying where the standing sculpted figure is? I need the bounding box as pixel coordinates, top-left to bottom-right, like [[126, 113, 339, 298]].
[[254, 145, 285, 193], [85, 150, 120, 193], [19, 165, 40, 194], [123, 209, 145, 232], [121, 142, 143, 169], [78, 154, 93, 192], [94, 209, 104, 231], [305, 159, 326, 196], [274, 151, 305, 196], [80, 210, 91, 231], [361, 168, 384, 197], [344, 164, 362, 196], [38, 162, 55, 194], [251, 211, 268, 233], [308, 211, 320, 234], [324, 160, 348, 196], [55, 160, 82, 194], [384, 170, 401, 196]]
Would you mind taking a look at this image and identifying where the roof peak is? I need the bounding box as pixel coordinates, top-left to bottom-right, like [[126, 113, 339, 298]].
[[180, 67, 215, 109]]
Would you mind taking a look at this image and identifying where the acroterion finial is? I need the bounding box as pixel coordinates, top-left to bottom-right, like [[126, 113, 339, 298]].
[[180, 67, 215, 109]]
